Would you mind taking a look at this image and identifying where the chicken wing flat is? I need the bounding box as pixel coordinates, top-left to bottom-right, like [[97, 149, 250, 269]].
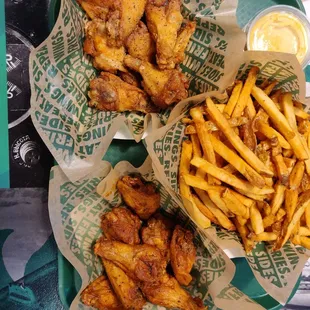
[[88, 72, 157, 113], [94, 239, 166, 283], [170, 225, 196, 286], [103, 259, 146, 310], [141, 213, 174, 253], [101, 207, 141, 245], [146, 0, 195, 69], [80, 275, 124, 310], [141, 274, 205, 310], [84, 20, 126, 73], [77, 0, 112, 20], [126, 21, 156, 62], [119, 71, 141, 87], [124, 55, 189, 109], [117, 175, 161, 220]]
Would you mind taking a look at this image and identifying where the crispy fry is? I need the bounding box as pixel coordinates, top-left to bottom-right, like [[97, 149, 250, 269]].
[[240, 108, 257, 152], [222, 164, 238, 174], [273, 154, 290, 185], [195, 189, 235, 230], [192, 194, 219, 225], [247, 97, 257, 119], [205, 97, 273, 177], [283, 157, 296, 173], [190, 157, 274, 195], [305, 205, 310, 229], [263, 80, 277, 95], [283, 149, 294, 157], [182, 117, 193, 124], [294, 107, 310, 120], [206, 188, 234, 217], [224, 80, 243, 116], [190, 134, 202, 158], [236, 188, 267, 201], [257, 121, 291, 149], [289, 161, 305, 190], [270, 89, 282, 104], [276, 208, 286, 221], [270, 182, 286, 215], [232, 66, 259, 117], [234, 219, 255, 254], [222, 188, 249, 218], [230, 190, 254, 208], [210, 134, 265, 188], [300, 236, 310, 249], [236, 215, 248, 226], [263, 214, 276, 228], [274, 190, 310, 250], [299, 226, 310, 236], [250, 203, 264, 234], [285, 189, 298, 222], [251, 232, 277, 242]]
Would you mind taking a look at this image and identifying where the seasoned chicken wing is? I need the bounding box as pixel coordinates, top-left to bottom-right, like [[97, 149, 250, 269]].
[[141, 274, 205, 310], [170, 225, 196, 286], [88, 72, 157, 113], [126, 21, 156, 62], [141, 213, 174, 253], [84, 20, 126, 72], [77, 0, 112, 20], [146, 0, 195, 69], [101, 207, 141, 245], [119, 71, 141, 87], [80, 275, 124, 310], [94, 239, 167, 283], [117, 175, 161, 220], [103, 259, 146, 310], [124, 55, 189, 109]]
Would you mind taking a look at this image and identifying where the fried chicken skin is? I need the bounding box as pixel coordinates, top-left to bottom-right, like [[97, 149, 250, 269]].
[[126, 21, 156, 62], [77, 0, 112, 20], [117, 175, 161, 220], [170, 225, 196, 286], [146, 0, 195, 69], [84, 19, 126, 72], [88, 72, 157, 113], [101, 207, 142, 245], [94, 239, 167, 283], [80, 275, 124, 310], [103, 260, 146, 310], [119, 71, 141, 87], [141, 213, 174, 254], [141, 274, 205, 310], [124, 55, 189, 109]]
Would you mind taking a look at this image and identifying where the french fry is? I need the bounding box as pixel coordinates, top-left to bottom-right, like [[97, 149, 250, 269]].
[[257, 121, 291, 149], [247, 97, 257, 119], [224, 80, 243, 116], [234, 219, 255, 254], [289, 161, 305, 190], [185, 124, 196, 135], [274, 190, 310, 250], [207, 188, 234, 217], [293, 100, 304, 110], [282, 92, 298, 131], [190, 134, 202, 158], [283, 157, 296, 174], [195, 189, 236, 230], [250, 203, 264, 234], [190, 157, 274, 195], [270, 89, 282, 104], [299, 226, 310, 236], [179, 141, 211, 229], [232, 66, 259, 117], [230, 190, 255, 208], [285, 189, 298, 221], [271, 220, 283, 236], [182, 117, 193, 124], [294, 106, 310, 120], [236, 188, 267, 201], [190, 107, 219, 185], [283, 149, 294, 157], [215, 104, 226, 113], [305, 205, 310, 229], [263, 80, 278, 95], [251, 232, 277, 242], [209, 134, 265, 188], [222, 188, 249, 218], [263, 214, 276, 228], [259, 78, 269, 89], [192, 194, 220, 225], [300, 236, 310, 250], [276, 208, 286, 222], [223, 164, 238, 174], [205, 97, 274, 177], [270, 182, 286, 215], [273, 154, 290, 185], [240, 110, 257, 152], [236, 216, 247, 226]]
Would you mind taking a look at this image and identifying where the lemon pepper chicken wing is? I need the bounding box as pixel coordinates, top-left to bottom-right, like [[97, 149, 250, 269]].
[[80, 275, 124, 310], [101, 207, 142, 245], [117, 175, 161, 219], [88, 72, 157, 113], [94, 239, 167, 283], [170, 225, 196, 286], [146, 0, 195, 69], [124, 55, 189, 109], [84, 20, 126, 73], [103, 260, 146, 310], [141, 274, 205, 310]]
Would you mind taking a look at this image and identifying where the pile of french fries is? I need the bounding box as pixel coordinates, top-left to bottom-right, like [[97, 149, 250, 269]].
[[179, 66, 310, 253]]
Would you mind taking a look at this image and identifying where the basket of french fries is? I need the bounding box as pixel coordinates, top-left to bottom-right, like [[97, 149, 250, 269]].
[[146, 51, 310, 305]]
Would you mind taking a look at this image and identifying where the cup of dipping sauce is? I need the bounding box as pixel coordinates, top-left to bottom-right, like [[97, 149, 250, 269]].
[[246, 5, 310, 68]]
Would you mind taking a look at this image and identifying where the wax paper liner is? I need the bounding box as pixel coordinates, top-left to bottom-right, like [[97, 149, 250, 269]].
[[145, 51, 310, 305], [29, 0, 245, 182], [48, 157, 264, 310]]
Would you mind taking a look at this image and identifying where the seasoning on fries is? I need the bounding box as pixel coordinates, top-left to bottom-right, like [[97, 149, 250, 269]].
[[178, 66, 310, 253]]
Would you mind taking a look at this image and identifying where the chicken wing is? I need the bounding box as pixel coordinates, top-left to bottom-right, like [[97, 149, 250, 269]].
[[94, 239, 167, 283], [146, 0, 195, 69], [77, 0, 113, 20], [88, 72, 157, 113], [141, 274, 205, 310], [80, 275, 124, 310], [103, 259, 146, 310], [124, 55, 189, 109], [101, 207, 141, 245], [117, 175, 161, 220], [170, 225, 196, 286], [119, 71, 141, 87], [141, 213, 174, 254], [126, 21, 156, 62], [84, 20, 126, 73]]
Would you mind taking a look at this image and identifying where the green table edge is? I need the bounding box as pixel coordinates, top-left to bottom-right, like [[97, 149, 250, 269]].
[[0, 0, 10, 188]]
